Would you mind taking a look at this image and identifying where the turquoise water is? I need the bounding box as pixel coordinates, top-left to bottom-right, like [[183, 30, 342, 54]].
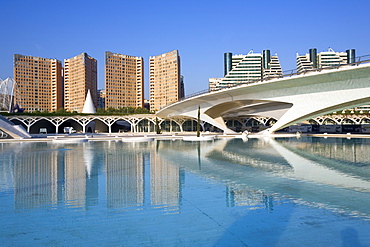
[[0, 137, 370, 246]]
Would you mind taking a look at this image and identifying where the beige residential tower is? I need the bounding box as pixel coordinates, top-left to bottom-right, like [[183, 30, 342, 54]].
[[13, 54, 63, 112], [64, 53, 97, 112], [149, 50, 184, 111], [105, 51, 144, 109]]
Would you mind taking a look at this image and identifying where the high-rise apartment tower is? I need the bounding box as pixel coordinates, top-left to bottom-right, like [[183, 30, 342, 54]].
[[105, 52, 144, 109], [97, 89, 106, 109], [64, 53, 98, 112], [13, 54, 63, 112], [149, 50, 183, 111]]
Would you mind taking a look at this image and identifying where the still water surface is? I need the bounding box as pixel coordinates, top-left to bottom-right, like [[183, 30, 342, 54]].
[[0, 137, 370, 246]]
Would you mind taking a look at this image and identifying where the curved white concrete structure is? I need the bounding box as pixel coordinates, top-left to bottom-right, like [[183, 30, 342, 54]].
[[157, 63, 370, 134], [0, 115, 31, 139]]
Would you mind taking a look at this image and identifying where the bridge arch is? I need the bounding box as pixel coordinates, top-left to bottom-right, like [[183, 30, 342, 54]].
[[360, 117, 370, 124], [343, 118, 356, 125], [137, 118, 155, 132], [322, 118, 337, 125], [157, 62, 370, 134], [245, 118, 264, 127], [265, 118, 277, 126], [308, 119, 320, 125], [226, 119, 243, 132]]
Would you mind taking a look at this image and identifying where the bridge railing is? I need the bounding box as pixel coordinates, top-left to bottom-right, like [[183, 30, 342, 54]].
[[175, 54, 370, 104]]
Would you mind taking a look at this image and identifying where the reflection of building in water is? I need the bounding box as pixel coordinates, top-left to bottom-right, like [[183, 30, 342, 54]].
[[150, 153, 181, 212], [0, 144, 15, 193], [13, 149, 59, 210], [286, 138, 370, 166], [64, 147, 87, 208], [105, 143, 145, 209], [105, 141, 182, 212], [84, 147, 99, 207], [7, 140, 182, 212], [9, 143, 98, 211], [226, 186, 273, 211]]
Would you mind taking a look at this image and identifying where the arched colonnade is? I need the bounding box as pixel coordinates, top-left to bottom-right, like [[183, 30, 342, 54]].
[[6, 115, 213, 134], [6, 114, 370, 134], [309, 115, 370, 125]]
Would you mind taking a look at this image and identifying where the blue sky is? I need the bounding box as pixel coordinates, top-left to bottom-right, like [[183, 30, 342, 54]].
[[1, 0, 370, 98]]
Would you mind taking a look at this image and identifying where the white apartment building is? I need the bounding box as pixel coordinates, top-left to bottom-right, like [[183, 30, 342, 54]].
[[208, 78, 223, 92], [213, 50, 282, 90], [296, 48, 355, 74]]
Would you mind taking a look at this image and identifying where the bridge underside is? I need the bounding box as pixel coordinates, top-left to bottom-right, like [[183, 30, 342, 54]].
[[157, 63, 370, 134]]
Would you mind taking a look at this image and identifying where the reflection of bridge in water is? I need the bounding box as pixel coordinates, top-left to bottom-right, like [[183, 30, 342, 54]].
[[157, 137, 370, 218]]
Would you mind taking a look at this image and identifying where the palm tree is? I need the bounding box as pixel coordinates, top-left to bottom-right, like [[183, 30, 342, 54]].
[[197, 105, 201, 137], [155, 117, 161, 134]]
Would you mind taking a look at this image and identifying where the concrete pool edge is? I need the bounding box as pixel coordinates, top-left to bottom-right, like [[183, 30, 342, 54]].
[[2, 132, 370, 143]]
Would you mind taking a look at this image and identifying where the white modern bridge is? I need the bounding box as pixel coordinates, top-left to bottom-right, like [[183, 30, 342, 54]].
[[157, 59, 370, 134], [2, 58, 370, 139]]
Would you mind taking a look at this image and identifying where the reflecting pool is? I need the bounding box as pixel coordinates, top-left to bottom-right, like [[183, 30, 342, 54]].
[[1, 137, 370, 246]]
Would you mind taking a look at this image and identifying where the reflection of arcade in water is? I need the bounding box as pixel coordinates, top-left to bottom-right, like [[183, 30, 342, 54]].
[[0, 141, 183, 212]]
